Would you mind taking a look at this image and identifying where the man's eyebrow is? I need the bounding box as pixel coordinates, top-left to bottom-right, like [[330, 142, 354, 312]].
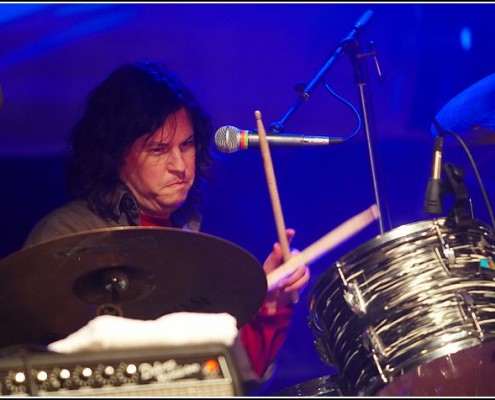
[[144, 139, 170, 147], [148, 140, 168, 145]]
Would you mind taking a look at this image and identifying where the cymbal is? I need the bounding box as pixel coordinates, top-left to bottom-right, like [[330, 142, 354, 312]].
[[0, 227, 267, 349], [434, 72, 495, 141]]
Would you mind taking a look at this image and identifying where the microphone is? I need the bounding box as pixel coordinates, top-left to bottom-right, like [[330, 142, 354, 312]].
[[423, 134, 444, 214], [214, 125, 344, 153]]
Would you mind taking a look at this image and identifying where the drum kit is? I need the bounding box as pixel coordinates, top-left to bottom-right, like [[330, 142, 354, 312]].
[[0, 73, 494, 397], [278, 72, 495, 396]]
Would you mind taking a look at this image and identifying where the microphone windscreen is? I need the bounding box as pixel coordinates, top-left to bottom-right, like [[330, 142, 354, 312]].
[[215, 126, 241, 153]]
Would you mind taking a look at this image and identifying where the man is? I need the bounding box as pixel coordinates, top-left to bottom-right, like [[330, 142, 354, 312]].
[[24, 61, 310, 391]]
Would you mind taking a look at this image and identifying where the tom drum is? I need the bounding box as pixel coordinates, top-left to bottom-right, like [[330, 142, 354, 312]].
[[308, 217, 495, 396]]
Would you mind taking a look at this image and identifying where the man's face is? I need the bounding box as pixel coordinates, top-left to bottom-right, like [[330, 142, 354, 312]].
[[119, 107, 196, 218]]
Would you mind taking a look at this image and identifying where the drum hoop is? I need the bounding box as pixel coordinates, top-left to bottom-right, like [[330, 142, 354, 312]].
[[340, 218, 444, 263]]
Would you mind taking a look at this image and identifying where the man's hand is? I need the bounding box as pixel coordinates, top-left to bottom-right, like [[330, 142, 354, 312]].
[[262, 229, 310, 314]]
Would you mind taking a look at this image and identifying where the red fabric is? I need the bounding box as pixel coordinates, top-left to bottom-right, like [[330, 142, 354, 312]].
[[240, 304, 293, 378], [139, 212, 171, 227]]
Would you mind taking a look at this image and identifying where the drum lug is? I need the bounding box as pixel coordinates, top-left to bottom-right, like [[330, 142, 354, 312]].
[[458, 291, 484, 341], [335, 261, 348, 285], [363, 326, 387, 358], [363, 326, 389, 383], [434, 247, 451, 275], [336, 262, 367, 316], [343, 282, 367, 316], [434, 220, 456, 264]]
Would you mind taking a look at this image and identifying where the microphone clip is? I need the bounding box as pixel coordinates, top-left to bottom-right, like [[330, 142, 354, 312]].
[[442, 162, 472, 229]]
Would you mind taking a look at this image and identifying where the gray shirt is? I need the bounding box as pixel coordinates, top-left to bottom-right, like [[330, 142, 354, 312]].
[[24, 187, 200, 248]]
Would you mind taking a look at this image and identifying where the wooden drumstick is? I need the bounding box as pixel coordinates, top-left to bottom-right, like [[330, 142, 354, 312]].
[[254, 110, 299, 303], [266, 203, 380, 291]]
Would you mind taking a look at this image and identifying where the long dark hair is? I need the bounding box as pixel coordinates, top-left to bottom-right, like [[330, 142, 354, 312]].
[[65, 61, 213, 223]]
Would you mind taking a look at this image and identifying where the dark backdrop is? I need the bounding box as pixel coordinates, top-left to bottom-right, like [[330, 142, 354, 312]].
[[1, 2, 494, 395]]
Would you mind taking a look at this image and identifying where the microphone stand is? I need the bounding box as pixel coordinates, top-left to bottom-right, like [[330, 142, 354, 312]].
[[269, 10, 374, 133], [343, 35, 390, 234], [268, 10, 389, 234]]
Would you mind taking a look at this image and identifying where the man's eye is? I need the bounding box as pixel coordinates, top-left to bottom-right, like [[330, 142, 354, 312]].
[[150, 145, 167, 153], [182, 139, 195, 149]]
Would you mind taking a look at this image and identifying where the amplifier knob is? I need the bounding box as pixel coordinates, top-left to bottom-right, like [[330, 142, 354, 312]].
[[72, 366, 94, 388], [4, 371, 27, 394], [126, 364, 137, 375], [33, 369, 50, 391], [59, 368, 71, 380], [115, 362, 139, 384], [14, 372, 26, 384], [103, 366, 115, 378], [94, 364, 118, 387], [36, 370, 48, 382], [48, 367, 72, 390]]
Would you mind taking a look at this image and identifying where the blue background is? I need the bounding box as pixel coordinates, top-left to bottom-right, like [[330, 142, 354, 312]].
[[0, 2, 494, 395]]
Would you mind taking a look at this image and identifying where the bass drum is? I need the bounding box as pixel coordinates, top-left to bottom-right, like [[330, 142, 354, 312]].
[[308, 217, 495, 396], [273, 373, 349, 396]]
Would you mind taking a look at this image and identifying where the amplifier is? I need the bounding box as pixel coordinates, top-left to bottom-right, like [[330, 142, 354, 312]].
[[0, 344, 243, 396]]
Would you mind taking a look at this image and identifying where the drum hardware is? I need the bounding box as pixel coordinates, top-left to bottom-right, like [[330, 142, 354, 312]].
[[74, 266, 156, 318], [335, 261, 347, 285], [363, 326, 389, 386], [343, 282, 366, 316], [434, 247, 452, 275], [433, 219, 456, 265], [442, 162, 473, 228], [363, 327, 387, 360], [336, 261, 367, 317], [457, 291, 484, 340]]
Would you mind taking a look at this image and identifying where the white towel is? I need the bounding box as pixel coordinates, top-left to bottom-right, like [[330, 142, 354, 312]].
[[47, 312, 239, 353]]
